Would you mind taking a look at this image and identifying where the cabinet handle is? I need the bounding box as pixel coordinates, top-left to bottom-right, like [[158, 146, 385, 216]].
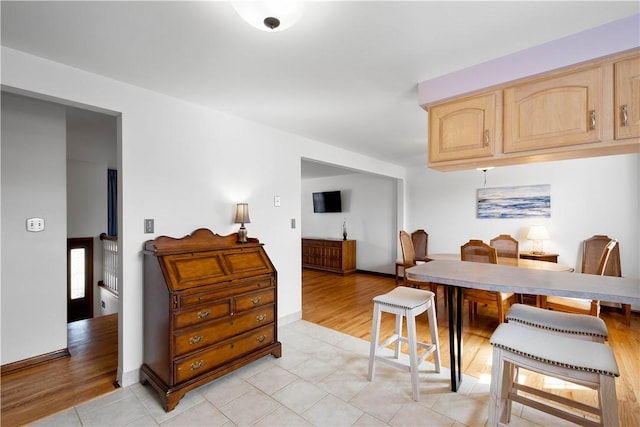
[[621, 104, 628, 126], [189, 335, 204, 345], [251, 296, 262, 305], [197, 310, 211, 319], [190, 360, 204, 371], [484, 130, 489, 147], [256, 314, 267, 322], [256, 335, 266, 343], [590, 110, 597, 130]]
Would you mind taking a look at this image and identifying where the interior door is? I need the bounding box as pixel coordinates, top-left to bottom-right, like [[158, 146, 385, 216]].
[[68, 237, 94, 322]]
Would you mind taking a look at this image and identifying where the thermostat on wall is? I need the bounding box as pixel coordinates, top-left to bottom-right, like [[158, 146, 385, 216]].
[[26, 217, 45, 232]]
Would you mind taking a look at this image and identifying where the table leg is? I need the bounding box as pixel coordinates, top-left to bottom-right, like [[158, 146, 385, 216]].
[[447, 285, 463, 391]]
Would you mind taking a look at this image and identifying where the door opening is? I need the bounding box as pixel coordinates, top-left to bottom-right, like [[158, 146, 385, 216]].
[[68, 237, 94, 322]]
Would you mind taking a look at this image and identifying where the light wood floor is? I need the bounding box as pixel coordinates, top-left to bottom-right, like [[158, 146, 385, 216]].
[[1, 313, 118, 426], [302, 269, 640, 426], [1, 271, 637, 426]]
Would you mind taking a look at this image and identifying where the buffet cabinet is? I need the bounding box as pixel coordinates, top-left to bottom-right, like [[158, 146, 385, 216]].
[[302, 238, 356, 275], [140, 229, 281, 411]]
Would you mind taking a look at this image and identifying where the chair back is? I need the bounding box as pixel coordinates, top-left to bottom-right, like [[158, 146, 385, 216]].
[[461, 240, 498, 264], [399, 231, 416, 267], [597, 240, 619, 276], [490, 234, 519, 259], [582, 235, 621, 277], [411, 229, 428, 260]]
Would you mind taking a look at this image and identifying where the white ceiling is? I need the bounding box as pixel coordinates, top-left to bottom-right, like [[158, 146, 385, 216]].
[[2, 1, 638, 173]]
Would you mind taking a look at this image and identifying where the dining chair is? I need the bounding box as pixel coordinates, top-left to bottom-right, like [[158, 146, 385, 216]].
[[540, 239, 619, 318], [399, 231, 440, 310], [489, 234, 519, 259], [411, 229, 429, 262], [461, 240, 516, 323], [394, 229, 429, 284]]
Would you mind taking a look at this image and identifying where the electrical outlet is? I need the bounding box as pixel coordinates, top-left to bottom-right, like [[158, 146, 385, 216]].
[[291, 218, 296, 229], [26, 217, 45, 232], [101, 301, 106, 308], [144, 218, 154, 233]]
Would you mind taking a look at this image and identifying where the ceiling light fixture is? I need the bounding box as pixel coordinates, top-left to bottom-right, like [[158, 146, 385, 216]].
[[231, 1, 303, 32]]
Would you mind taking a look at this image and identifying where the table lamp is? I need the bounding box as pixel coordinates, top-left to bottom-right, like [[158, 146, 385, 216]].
[[234, 203, 250, 243], [527, 224, 549, 254]]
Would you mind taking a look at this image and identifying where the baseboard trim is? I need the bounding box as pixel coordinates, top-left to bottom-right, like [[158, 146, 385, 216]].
[[1, 348, 70, 375], [355, 269, 395, 279]]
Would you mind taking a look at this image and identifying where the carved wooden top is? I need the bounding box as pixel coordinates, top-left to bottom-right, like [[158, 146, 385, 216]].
[[144, 228, 260, 255]]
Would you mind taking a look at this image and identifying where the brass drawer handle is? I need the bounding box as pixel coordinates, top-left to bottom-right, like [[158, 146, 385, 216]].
[[251, 296, 262, 305], [256, 314, 267, 322], [622, 104, 628, 126], [256, 335, 266, 343], [190, 360, 204, 371], [484, 129, 489, 147], [590, 110, 597, 130], [197, 310, 211, 319], [189, 335, 204, 345]]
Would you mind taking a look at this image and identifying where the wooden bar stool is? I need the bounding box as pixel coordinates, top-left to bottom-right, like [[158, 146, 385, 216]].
[[488, 323, 619, 427], [367, 287, 441, 401], [506, 303, 608, 342]]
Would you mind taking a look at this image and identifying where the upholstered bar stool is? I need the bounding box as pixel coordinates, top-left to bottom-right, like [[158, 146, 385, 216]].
[[488, 323, 619, 427], [367, 286, 441, 401], [506, 303, 608, 342]]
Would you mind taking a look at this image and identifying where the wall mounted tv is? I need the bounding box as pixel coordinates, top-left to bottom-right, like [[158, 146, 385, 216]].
[[313, 191, 342, 213]]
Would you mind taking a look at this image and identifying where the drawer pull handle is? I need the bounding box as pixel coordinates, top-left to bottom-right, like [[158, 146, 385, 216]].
[[484, 129, 489, 147], [189, 335, 204, 345], [590, 110, 597, 130], [622, 104, 628, 126], [251, 296, 262, 305], [197, 310, 211, 319], [190, 360, 204, 371], [256, 335, 266, 343], [256, 314, 267, 322]]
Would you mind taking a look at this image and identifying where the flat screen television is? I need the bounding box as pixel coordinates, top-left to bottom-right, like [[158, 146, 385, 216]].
[[312, 191, 342, 213]]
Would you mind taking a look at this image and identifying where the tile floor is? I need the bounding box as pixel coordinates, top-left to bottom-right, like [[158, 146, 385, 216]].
[[32, 320, 565, 426]]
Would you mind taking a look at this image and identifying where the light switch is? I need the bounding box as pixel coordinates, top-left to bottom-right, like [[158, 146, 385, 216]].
[[144, 218, 154, 233], [291, 218, 296, 229], [274, 196, 281, 207], [26, 217, 45, 232]]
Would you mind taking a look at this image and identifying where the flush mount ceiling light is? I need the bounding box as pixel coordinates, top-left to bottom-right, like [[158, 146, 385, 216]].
[[231, 1, 303, 32]]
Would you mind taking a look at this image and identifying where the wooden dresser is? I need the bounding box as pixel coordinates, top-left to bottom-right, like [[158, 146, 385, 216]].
[[302, 238, 356, 274], [140, 229, 281, 411]]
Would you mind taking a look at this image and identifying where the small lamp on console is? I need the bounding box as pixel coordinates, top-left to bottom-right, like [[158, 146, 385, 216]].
[[527, 224, 550, 254], [234, 203, 251, 243]]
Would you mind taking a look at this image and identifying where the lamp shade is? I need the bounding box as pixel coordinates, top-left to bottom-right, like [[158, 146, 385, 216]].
[[234, 203, 251, 224], [527, 224, 550, 241], [231, 1, 303, 32]]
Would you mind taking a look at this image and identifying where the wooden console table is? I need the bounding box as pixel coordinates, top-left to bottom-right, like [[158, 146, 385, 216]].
[[519, 251, 559, 263], [302, 238, 356, 274]]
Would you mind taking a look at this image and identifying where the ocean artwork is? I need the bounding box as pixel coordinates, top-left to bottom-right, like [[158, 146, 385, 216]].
[[477, 185, 550, 219]]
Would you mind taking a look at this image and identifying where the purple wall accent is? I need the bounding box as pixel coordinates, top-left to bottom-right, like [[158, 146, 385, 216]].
[[418, 14, 640, 107]]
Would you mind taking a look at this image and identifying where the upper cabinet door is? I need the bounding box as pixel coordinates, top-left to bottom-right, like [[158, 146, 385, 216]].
[[428, 91, 499, 163], [503, 67, 603, 153], [615, 56, 640, 140]]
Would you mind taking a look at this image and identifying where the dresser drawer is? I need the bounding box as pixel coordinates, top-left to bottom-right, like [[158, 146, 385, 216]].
[[179, 279, 273, 307], [174, 305, 274, 356], [174, 324, 275, 383], [174, 301, 230, 329], [234, 289, 275, 313]]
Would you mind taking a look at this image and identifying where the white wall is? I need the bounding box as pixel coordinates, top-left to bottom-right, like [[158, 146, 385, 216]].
[[1, 93, 68, 364], [1, 46, 404, 385], [406, 154, 640, 279], [301, 172, 398, 274]]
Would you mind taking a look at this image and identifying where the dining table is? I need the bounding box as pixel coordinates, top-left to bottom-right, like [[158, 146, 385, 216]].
[[406, 259, 640, 392]]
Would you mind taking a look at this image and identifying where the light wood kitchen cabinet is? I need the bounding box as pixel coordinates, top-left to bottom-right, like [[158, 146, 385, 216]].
[[428, 91, 500, 162], [425, 48, 639, 171], [615, 55, 640, 140], [503, 66, 603, 153]]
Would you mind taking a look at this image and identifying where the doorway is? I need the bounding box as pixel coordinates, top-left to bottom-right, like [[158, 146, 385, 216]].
[[67, 237, 94, 322]]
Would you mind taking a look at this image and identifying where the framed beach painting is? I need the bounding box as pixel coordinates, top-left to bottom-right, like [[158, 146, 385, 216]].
[[477, 184, 550, 219]]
